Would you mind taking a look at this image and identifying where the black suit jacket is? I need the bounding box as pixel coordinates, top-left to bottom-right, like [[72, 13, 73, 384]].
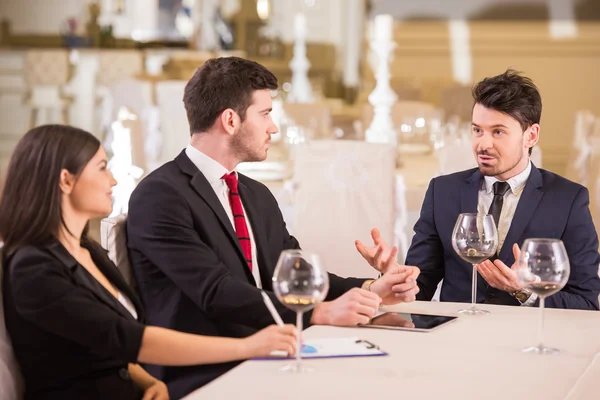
[[2, 239, 146, 400], [127, 151, 365, 398], [406, 164, 600, 310]]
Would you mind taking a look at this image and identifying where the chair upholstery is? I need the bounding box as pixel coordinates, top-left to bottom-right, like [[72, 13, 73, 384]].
[[291, 140, 397, 279], [96, 51, 144, 87], [100, 214, 136, 290], [23, 50, 70, 87], [0, 247, 24, 400], [23, 49, 71, 126]]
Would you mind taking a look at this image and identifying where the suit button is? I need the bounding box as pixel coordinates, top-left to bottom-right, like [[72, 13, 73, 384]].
[[485, 293, 494, 301], [118, 368, 131, 381]]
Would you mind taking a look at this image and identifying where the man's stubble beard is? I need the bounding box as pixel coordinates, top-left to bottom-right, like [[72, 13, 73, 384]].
[[478, 146, 525, 177], [231, 124, 266, 163]]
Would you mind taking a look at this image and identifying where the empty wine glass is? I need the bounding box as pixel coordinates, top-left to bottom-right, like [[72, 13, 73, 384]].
[[272, 250, 329, 372], [516, 239, 570, 354], [452, 213, 498, 315]]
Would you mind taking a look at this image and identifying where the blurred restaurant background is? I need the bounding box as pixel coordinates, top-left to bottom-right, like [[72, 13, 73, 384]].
[[0, 0, 599, 269]]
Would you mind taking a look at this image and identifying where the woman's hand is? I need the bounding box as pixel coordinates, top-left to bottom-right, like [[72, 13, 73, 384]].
[[142, 380, 169, 400], [242, 324, 297, 358]]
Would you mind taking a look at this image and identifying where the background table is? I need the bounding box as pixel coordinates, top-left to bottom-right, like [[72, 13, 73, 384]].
[[184, 301, 600, 400]]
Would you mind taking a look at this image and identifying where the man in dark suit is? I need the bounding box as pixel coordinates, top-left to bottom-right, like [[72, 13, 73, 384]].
[[127, 57, 420, 398], [357, 69, 600, 310]]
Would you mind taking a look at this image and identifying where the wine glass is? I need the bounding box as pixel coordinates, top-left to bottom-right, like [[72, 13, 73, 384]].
[[516, 239, 570, 354], [451, 213, 498, 315], [272, 250, 329, 372]]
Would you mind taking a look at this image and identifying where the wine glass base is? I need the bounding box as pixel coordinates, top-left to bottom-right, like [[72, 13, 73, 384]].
[[280, 363, 314, 373], [522, 346, 559, 355], [458, 307, 490, 315]]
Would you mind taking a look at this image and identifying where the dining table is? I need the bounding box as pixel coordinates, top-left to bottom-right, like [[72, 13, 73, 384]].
[[183, 300, 600, 400]]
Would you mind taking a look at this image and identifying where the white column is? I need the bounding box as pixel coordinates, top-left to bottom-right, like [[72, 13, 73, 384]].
[[287, 13, 314, 103], [448, 19, 472, 85], [130, 0, 159, 40], [342, 0, 365, 89], [66, 50, 100, 136], [365, 14, 397, 145], [548, 0, 577, 39], [196, 0, 220, 50]]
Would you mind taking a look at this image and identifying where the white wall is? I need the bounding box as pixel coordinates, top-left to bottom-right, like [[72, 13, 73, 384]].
[[272, 0, 345, 46], [370, 0, 576, 19], [0, 0, 160, 39], [0, 0, 89, 35]]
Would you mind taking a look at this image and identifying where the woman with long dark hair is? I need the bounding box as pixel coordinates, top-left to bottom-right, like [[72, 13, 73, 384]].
[[0, 125, 296, 400]]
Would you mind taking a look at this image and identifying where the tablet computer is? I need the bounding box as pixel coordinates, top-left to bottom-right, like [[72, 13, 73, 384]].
[[359, 312, 458, 332]]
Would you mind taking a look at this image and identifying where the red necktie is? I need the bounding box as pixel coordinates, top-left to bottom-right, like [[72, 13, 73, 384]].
[[222, 172, 253, 271]]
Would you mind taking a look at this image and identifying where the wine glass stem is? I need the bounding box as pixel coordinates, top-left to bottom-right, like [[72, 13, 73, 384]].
[[538, 297, 545, 349], [296, 311, 303, 369], [471, 264, 478, 309]]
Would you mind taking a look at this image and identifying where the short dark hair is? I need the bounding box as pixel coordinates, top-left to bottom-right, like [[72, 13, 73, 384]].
[[0, 125, 100, 258], [183, 57, 278, 135], [472, 69, 541, 155]]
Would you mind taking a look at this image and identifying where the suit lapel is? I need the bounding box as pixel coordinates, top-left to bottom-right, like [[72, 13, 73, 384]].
[[176, 151, 247, 263], [46, 241, 138, 321], [238, 177, 272, 290], [498, 165, 544, 260], [86, 241, 145, 322], [461, 169, 482, 213]]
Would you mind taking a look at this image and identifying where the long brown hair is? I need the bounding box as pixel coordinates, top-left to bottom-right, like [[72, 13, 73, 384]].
[[0, 125, 100, 258]]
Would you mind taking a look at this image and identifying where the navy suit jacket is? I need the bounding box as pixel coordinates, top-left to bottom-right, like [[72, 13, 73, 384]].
[[406, 164, 600, 310], [127, 151, 365, 399]]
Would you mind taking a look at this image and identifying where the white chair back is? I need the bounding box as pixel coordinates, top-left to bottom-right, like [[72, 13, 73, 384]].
[[155, 80, 190, 165], [283, 102, 332, 139], [0, 249, 24, 400], [100, 214, 136, 290], [437, 140, 477, 175], [291, 141, 396, 278]]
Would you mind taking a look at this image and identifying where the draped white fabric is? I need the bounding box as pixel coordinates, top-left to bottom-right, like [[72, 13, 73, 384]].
[[155, 80, 191, 166], [566, 110, 596, 185], [290, 141, 397, 279]]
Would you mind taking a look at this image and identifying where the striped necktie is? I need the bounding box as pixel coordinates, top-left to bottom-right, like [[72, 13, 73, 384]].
[[222, 172, 253, 271]]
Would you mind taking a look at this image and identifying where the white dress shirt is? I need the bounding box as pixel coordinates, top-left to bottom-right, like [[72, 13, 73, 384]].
[[477, 160, 536, 306], [117, 291, 138, 319], [185, 145, 262, 288]]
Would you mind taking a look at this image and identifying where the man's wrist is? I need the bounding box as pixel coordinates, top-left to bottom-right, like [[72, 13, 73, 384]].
[[361, 279, 376, 292], [510, 287, 533, 304], [310, 302, 330, 325]]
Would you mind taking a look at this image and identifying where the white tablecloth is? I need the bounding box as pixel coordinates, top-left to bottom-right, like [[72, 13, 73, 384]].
[[256, 154, 439, 213], [184, 301, 600, 400]]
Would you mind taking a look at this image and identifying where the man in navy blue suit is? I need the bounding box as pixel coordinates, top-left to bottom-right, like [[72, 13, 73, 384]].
[[357, 69, 600, 310]]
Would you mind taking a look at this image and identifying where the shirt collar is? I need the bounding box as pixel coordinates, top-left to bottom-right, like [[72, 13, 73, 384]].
[[185, 144, 235, 185], [483, 160, 532, 195]]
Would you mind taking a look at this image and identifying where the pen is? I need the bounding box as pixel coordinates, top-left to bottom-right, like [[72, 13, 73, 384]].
[[260, 290, 285, 327]]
